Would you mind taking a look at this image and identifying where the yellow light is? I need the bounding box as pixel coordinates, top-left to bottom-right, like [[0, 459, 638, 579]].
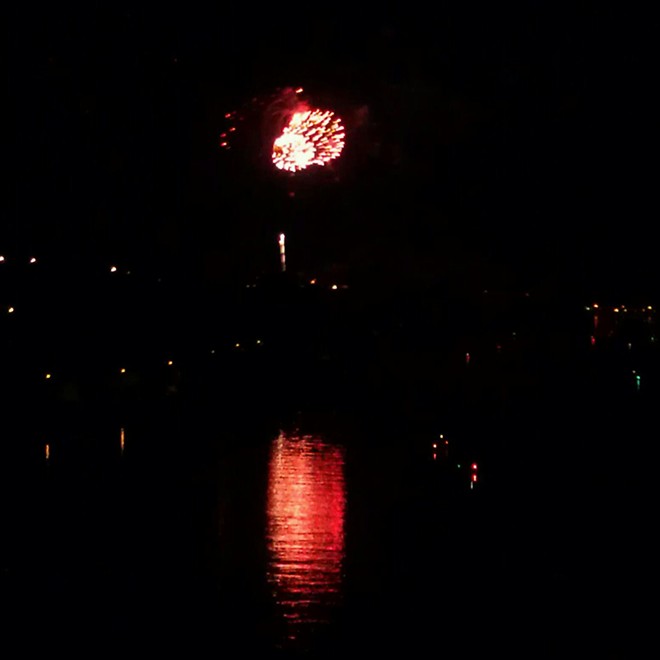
[[45, 373, 51, 380], [648, 306, 653, 311], [593, 303, 599, 309], [310, 279, 317, 284], [120, 368, 126, 373], [167, 360, 173, 366], [331, 284, 338, 290], [7, 307, 14, 314], [235, 343, 240, 348], [256, 339, 262, 345], [613, 308, 619, 313], [45, 444, 50, 460]]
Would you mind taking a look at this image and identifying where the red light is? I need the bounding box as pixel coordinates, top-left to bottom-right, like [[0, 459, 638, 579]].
[[471, 463, 477, 471], [266, 432, 346, 639]]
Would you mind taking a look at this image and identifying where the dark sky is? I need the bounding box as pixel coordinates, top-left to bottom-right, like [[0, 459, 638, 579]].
[[8, 3, 657, 299]]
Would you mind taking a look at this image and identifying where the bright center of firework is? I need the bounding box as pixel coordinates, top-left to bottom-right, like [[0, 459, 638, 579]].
[[272, 110, 345, 173], [273, 132, 316, 171]]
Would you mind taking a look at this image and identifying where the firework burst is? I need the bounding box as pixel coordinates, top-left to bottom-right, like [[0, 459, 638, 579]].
[[219, 87, 346, 174], [272, 108, 345, 172]]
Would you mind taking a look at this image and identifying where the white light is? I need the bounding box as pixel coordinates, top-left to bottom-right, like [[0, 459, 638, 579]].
[[0, 256, 5, 262], [110, 266, 117, 273], [331, 284, 338, 290], [7, 307, 14, 314], [278, 233, 286, 272], [29, 257, 37, 264]]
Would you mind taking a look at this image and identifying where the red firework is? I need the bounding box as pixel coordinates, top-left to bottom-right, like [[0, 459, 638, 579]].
[[219, 87, 346, 174], [272, 108, 345, 172]]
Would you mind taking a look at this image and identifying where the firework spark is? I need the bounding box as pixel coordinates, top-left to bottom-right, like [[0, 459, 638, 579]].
[[272, 109, 345, 172], [219, 87, 347, 177]]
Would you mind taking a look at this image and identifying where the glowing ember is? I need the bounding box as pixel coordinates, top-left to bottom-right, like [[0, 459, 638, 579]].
[[272, 109, 345, 172]]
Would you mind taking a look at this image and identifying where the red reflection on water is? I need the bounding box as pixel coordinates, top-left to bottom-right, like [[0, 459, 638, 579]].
[[266, 431, 346, 644]]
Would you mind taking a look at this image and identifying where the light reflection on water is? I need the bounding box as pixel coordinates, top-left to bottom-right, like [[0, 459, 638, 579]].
[[266, 430, 346, 649]]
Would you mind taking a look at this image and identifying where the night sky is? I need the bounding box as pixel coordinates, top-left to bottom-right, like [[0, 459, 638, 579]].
[[8, 3, 657, 300]]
